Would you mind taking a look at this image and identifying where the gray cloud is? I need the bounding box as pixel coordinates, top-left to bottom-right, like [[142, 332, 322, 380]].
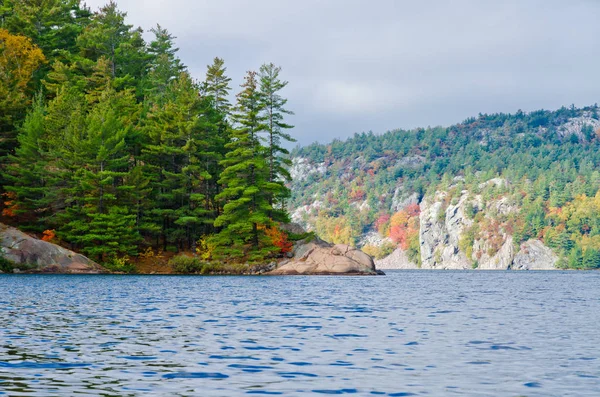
[[85, 0, 600, 145]]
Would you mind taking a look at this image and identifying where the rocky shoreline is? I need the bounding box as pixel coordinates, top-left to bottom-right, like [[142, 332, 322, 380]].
[[0, 223, 383, 276]]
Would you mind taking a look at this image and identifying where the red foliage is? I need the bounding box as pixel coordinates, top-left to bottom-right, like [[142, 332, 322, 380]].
[[405, 203, 421, 217], [390, 225, 410, 250], [265, 227, 293, 254], [349, 188, 366, 202], [374, 214, 390, 230]]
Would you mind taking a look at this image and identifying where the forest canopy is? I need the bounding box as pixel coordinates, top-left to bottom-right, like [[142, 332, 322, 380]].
[[0, 0, 296, 266]]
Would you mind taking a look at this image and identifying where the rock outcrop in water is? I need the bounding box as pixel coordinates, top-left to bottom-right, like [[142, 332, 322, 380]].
[[270, 235, 381, 275], [512, 240, 558, 270], [0, 223, 106, 274]]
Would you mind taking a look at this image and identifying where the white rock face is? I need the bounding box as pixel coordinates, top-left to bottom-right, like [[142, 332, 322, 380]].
[[419, 193, 473, 269], [290, 157, 326, 182], [478, 177, 506, 190], [359, 231, 391, 248], [391, 188, 419, 213], [476, 236, 515, 270], [512, 240, 558, 270], [558, 116, 600, 141], [290, 200, 323, 231], [375, 248, 418, 270], [418, 183, 559, 270]]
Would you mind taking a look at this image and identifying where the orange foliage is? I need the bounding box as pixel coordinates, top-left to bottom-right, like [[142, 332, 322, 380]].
[[1, 192, 18, 217], [349, 188, 366, 202], [388, 207, 420, 250], [265, 227, 293, 254], [42, 229, 56, 242]]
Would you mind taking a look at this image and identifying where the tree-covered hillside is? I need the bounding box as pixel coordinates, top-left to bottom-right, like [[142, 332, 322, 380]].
[[0, 0, 296, 268], [290, 105, 600, 269]]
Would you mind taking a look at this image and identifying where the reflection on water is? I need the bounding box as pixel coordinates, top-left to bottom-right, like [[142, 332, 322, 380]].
[[0, 271, 599, 396]]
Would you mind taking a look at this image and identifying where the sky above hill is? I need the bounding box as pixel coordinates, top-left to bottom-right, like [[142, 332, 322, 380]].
[[85, 0, 600, 146]]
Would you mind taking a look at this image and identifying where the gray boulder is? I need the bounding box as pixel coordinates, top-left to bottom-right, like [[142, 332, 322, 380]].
[[512, 240, 558, 270], [269, 237, 380, 275], [0, 223, 106, 274]]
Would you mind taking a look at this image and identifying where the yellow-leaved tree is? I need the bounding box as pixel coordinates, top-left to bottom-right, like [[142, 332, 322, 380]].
[[0, 28, 45, 159]]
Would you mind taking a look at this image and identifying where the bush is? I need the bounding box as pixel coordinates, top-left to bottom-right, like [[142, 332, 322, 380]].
[[103, 256, 137, 274], [287, 231, 316, 242], [169, 255, 204, 273], [0, 255, 14, 273]]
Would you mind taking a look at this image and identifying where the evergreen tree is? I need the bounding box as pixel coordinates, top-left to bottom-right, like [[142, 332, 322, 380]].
[[56, 82, 141, 260], [211, 71, 277, 259], [201, 57, 232, 218], [258, 62, 295, 221], [144, 24, 185, 104], [4, 93, 54, 226], [203, 57, 231, 114], [141, 72, 210, 250]]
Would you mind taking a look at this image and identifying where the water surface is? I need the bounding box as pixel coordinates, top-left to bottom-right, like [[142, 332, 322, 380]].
[[1, 271, 599, 396]]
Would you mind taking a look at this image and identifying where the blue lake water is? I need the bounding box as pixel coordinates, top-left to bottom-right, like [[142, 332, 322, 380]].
[[0, 271, 599, 396]]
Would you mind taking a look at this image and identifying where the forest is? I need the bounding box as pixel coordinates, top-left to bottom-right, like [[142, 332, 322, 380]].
[[0, 0, 296, 270], [290, 106, 600, 269]]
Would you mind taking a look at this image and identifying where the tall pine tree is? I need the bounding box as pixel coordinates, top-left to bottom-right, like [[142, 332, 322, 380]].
[[211, 71, 277, 259], [258, 62, 295, 221]]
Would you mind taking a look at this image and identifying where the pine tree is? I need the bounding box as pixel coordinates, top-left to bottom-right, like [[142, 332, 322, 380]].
[[258, 63, 295, 221], [211, 71, 277, 260], [141, 72, 211, 250], [143, 24, 185, 104], [3, 93, 55, 226], [201, 57, 232, 219], [203, 57, 231, 114], [1, 0, 91, 82], [56, 82, 141, 260]]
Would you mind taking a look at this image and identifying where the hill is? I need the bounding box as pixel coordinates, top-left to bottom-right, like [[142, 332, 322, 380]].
[[289, 105, 600, 269]]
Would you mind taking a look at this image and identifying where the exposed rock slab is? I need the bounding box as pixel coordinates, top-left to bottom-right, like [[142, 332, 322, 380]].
[[475, 236, 515, 270], [375, 248, 418, 270], [419, 193, 473, 269], [512, 240, 558, 270], [0, 223, 106, 274], [269, 238, 380, 275]]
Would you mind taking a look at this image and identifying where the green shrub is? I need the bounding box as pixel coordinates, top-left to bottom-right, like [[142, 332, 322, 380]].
[[287, 231, 316, 242], [0, 255, 14, 273], [169, 255, 204, 273], [103, 256, 137, 274]]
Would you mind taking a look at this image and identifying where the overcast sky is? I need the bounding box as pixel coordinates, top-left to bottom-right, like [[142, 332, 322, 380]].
[[85, 0, 600, 146]]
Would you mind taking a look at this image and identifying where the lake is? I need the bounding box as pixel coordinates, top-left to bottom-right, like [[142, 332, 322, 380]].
[[0, 271, 599, 396]]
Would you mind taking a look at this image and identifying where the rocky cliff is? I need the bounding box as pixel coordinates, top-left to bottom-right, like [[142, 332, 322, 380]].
[[415, 186, 556, 270]]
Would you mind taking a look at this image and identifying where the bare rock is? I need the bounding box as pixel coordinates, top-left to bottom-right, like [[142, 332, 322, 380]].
[[269, 239, 379, 275], [375, 248, 418, 270], [512, 240, 558, 270], [0, 223, 106, 274], [476, 236, 515, 270], [419, 193, 473, 269], [280, 222, 306, 235]]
